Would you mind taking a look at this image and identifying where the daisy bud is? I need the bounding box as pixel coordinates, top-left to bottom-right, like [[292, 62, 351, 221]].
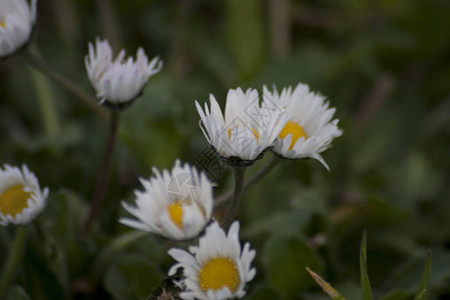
[[85, 37, 162, 108], [168, 221, 256, 300], [120, 160, 213, 241], [0, 165, 49, 226], [0, 0, 37, 58]]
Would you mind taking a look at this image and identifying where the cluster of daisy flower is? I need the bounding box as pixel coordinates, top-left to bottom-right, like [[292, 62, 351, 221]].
[[119, 161, 256, 299], [0, 0, 343, 299], [118, 83, 342, 298], [196, 84, 342, 169]]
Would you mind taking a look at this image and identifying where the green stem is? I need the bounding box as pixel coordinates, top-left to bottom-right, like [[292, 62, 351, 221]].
[[223, 167, 246, 229], [82, 110, 120, 234], [0, 227, 28, 298], [24, 52, 109, 122], [216, 155, 279, 207]]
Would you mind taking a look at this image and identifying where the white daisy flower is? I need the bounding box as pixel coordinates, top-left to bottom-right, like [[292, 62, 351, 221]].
[[196, 88, 288, 165], [85, 38, 162, 106], [168, 221, 256, 300], [120, 160, 213, 240], [0, 164, 49, 226], [265, 83, 342, 170], [0, 0, 37, 57]]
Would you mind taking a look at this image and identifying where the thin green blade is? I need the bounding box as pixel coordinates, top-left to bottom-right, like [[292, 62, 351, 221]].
[[306, 267, 347, 300], [414, 250, 432, 300], [360, 231, 373, 300]]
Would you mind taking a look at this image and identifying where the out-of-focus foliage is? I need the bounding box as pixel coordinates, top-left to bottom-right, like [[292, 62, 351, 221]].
[[0, 0, 449, 299]]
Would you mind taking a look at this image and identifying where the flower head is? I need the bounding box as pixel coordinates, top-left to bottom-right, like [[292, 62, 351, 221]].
[[266, 83, 342, 170], [168, 221, 256, 300], [196, 88, 288, 166], [85, 38, 162, 107], [0, 164, 49, 225], [120, 160, 213, 240], [0, 0, 37, 57]]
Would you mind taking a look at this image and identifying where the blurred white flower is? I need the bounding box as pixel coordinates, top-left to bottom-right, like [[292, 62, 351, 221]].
[[0, 164, 49, 225], [196, 88, 288, 165], [0, 0, 36, 57], [85, 38, 162, 106], [168, 221, 256, 300], [265, 83, 342, 170], [120, 160, 213, 240]]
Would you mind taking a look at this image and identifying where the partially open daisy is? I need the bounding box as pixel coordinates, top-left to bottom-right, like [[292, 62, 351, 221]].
[[168, 221, 256, 300], [120, 160, 213, 240], [0, 165, 49, 226], [196, 88, 288, 166], [0, 0, 37, 58], [85, 38, 162, 108], [265, 83, 342, 170]]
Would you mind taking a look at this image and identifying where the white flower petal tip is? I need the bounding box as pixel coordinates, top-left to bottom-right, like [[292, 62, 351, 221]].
[[196, 87, 289, 166], [0, 0, 37, 58], [168, 220, 256, 300], [0, 164, 49, 226], [120, 160, 214, 241], [267, 83, 342, 169], [85, 38, 162, 107]]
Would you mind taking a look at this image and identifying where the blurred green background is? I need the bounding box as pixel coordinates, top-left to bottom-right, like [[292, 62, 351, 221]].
[[1, 0, 450, 299]]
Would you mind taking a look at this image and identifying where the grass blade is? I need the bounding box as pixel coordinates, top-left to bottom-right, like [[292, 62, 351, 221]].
[[306, 267, 347, 300], [415, 250, 432, 300], [360, 231, 373, 300]]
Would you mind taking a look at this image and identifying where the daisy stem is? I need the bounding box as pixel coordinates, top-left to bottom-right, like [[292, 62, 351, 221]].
[[0, 226, 28, 298], [82, 110, 120, 234], [216, 155, 280, 207], [24, 51, 109, 122], [223, 167, 246, 229]]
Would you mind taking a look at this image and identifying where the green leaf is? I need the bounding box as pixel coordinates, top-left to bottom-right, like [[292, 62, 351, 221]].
[[6, 286, 31, 300], [103, 255, 162, 300], [28, 49, 60, 146], [415, 250, 432, 300], [24, 244, 66, 300], [95, 230, 147, 279], [306, 267, 347, 300], [360, 232, 373, 300], [262, 235, 323, 299]]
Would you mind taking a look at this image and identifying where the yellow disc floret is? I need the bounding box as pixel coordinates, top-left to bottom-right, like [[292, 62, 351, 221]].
[[279, 120, 308, 151], [1, 20, 6, 28], [227, 128, 232, 141], [0, 185, 33, 219], [199, 257, 240, 293], [252, 128, 260, 144], [227, 125, 260, 144], [168, 201, 184, 229]]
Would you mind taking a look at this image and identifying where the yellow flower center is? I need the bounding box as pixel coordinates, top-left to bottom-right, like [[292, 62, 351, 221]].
[[227, 125, 260, 144], [1, 19, 6, 29], [199, 257, 240, 293], [279, 120, 308, 151], [0, 185, 33, 218], [168, 201, 184, 229], [252, 128, 260, 142]]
